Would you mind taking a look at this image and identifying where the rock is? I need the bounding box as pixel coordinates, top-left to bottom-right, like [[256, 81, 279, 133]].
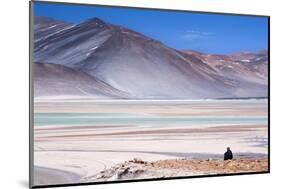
[[131, 158, 146, 164]]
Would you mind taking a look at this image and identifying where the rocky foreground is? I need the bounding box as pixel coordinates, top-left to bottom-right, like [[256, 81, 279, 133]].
[[83, 158, 268, 182]]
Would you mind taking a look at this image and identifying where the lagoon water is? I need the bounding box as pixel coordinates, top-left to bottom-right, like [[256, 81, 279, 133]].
[[34, 99, 268, 128]]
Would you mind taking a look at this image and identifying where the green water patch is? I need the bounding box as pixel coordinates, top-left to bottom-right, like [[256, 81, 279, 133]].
[[34, 112, 267, 127]]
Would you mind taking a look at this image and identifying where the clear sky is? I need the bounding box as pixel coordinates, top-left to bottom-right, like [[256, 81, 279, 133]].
[[34, 2, 268, 55]]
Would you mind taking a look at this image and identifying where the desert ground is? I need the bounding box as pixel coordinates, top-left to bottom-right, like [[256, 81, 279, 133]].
[[32, 99, 268, 186]]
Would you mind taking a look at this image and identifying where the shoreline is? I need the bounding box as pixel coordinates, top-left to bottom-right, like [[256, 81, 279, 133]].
[[34, 98, 268, 104], [34, 96, 268, 100]]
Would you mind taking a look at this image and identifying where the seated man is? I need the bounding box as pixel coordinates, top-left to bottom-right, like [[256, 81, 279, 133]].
[[224, 147, 233, 160]]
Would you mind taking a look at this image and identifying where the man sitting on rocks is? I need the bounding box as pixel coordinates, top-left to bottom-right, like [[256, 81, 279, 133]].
[[224, 147, 233, 160]]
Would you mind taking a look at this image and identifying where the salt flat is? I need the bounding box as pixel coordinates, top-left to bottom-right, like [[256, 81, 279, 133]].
[[32, 99, 268, 186]]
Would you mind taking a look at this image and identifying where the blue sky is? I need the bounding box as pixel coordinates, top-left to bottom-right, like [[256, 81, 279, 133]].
[[34, 2, 268, 55]]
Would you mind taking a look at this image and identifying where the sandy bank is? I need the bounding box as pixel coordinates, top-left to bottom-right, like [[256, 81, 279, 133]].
[[91, 157, 268, 182]]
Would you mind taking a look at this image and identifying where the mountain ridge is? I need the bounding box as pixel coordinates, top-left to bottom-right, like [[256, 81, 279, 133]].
[[33, 16, 268, 99]]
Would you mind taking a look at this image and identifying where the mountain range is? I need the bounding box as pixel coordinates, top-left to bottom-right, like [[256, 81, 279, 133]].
[[33, 16, 268, 99]]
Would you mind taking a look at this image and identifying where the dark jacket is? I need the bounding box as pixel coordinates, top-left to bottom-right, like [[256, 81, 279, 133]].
[[224, 149, 233, 160]]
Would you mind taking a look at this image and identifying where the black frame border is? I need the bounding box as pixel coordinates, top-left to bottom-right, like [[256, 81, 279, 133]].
[[29, 0, 270, 188]]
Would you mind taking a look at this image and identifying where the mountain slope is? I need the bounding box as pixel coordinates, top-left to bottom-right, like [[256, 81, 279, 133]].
[[34, 16, 74, 42], [33, 16, 268, 99], [33, 62, 130, 98], [181, 50, 268, 85]]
